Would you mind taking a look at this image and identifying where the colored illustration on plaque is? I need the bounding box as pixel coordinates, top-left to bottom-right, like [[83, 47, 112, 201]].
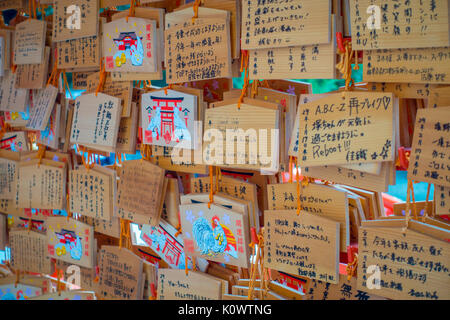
[[0, 284, 42, 300], [192, 215, 238, 259], [180, 203, 249, 268], [103, 17, 157, 73], [0, 131, 28, 151], [112, 32, 144, 67], [141, 90, 197, 149], [46, 217, 94, 268], [140, 221, 195, 270]]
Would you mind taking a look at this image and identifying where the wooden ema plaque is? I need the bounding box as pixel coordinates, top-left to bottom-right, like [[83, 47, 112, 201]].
[[264, 210, 340, 284], [249, 14, 336, 80], [179, 202, 250, 268], [0, 70, 28, 112], [297, 91, 395, 167], [267, 182, 350, 252], [16, 159, 66, 210], [306, 274, 386, 300], [56, 35, 101, 70], [69, 165, 116, 221], [26, 85, 59, 131], [98, 246, 144, 300], [52, 0, 99, 42], [141, 89, 198, 149], [241, 0, 331, 49], [350, 0, 450, 50], [13, 19, 46, 65], [408, 106, 450, 187], [46, 217, 95, 268], [117, 159, 166, 226], [358, 219, 450, 300], [165, 18, 232, 83], [363, 47, 450, 84], [70, 93, 122, 152], [157, 269, 222, 300], [0, 149, 19, 200], [103, 17, 157, 73], [204, 98, 280, 172], [9, 229, 52, 274]]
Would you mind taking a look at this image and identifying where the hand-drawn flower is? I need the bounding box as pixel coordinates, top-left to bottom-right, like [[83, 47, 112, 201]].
[[185, 210, 194, 223]]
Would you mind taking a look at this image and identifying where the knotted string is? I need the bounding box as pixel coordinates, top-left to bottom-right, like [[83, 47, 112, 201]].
[[238, 50, 249, 109], [191, 0, 202, 24]]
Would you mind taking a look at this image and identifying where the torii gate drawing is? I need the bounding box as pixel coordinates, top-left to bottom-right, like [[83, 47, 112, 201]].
[[145, 96, 190, 145]]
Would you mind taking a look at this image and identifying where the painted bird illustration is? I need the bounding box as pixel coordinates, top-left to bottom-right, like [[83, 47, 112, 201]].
[[192, 215, 238, 259]]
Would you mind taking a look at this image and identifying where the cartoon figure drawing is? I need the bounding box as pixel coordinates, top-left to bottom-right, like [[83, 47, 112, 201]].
[[145, 96, 190, 145], [113, 32, 144, 67], [54, 229, 83, 260], [192, 215, 238, 259]]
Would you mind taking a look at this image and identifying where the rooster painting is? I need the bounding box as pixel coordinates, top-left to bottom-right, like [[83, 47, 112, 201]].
[[192, 215, 238, 259]]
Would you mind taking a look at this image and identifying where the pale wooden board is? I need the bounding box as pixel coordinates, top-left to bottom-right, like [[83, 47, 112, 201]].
[[0, 70, 28, 112], [249, 14, 336, 80], [13, 19, 46, 65], [141, 89, 198, 149], [267, 182, 349, 252], [69, 166, 115, 221], [56, 259, 96, 292], [350, 0, 450, 50], [357, 219, 450, 300], [56, 35, 101, 70], [167, 2, 240, 59], [367, 82, 442, 100], [363, 47, 450, 84], [150, 153, 208, 174], [46, 217, 95, 268], [255, 87, 297, 168], [180, 192, 251, 239], [204, 98, 280, 171], [0, 199, 22, 216], [165, 18, 232, 83], [72, 72, 95, 90], [306, 274, 386, 300], [302, 162, 392, 192], [15, 47, 50, 89], [116, 159, 166, 226], [297, 92, 395, 167], [435, 185, 450, 216], [98, 246, 144, 300], [52, 0, 99, 42], [103, 17, 157, 73], [78, 215, 121, 239], [161, 177, 180, 228], [0, 131, 29, 152], [0, 30, 12, 72], [0, 149, 19, 200], [36, 103, 61, 150], [116, 102, 138, 154], [407, 106, 450, 187], [190, 174, 260, 233], [9, 229, 52, 274], [157, 269, 222, 300], [241, 0, 331, 49], [179, 202, 250, 268], [139, 220, 192, 270], [26, 85, 59, 131], [70, 93, 122, 150], [16, 159, 66, 210], [86, 72, 133, 117], [31, 291, 96, 300], [237, 279, 305, 300], [232, 285, 286, 300], [428, 86, 450, 108], [393, 201, 434, 218], [264, 210, 340, 284]]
